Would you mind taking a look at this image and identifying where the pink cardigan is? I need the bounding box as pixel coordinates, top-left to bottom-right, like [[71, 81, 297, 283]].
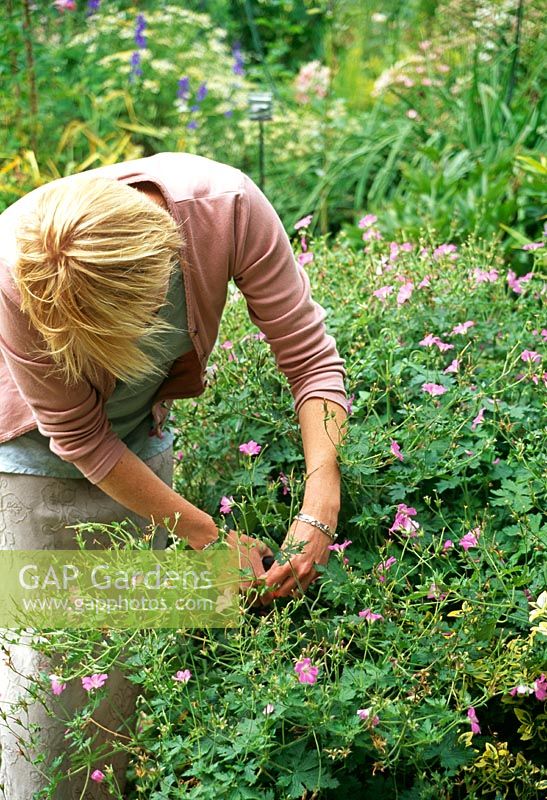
[[0, 153, 346, 484]]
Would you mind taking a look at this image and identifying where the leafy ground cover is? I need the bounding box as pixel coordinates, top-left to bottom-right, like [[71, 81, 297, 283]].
[[29, 223, 547, 799]]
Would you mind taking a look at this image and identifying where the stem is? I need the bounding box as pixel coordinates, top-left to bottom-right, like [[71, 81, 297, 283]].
[[6, 0, 21, 125], [21, 0, 38, 151], [505, 0, 525, 109]]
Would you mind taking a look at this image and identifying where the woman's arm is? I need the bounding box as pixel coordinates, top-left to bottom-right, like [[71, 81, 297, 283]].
[[259, 397, 347, 600]]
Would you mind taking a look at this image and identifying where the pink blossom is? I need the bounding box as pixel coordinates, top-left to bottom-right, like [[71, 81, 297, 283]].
[[221, 340, 233, 349], [54, 0, 77, 10], [433, 244, 458, 261], [50, 676, 66, 696], [467, 707, 481, 735], [389, 503, 420, 537], [263, 703, 275, 715], [294, 214, 312, 230], [328, 539, 352, 552], [471, 408, 486, 431], [81, 674, 109, 691], [509, 684, 533, 697], [294, 658, 319, 684], [443, 539, 454, 550], [377, 556, 397, 582], [522, 242, 544, 251], [472, 268, 499, 284], [357, 707, 380, 726], [345, 393, 355, 414], [444, 359, 460, 374], [358, 608, 384, 622], [90, 770, 105, 783], [175, 450, 184, 461], [540, 329, 547, 342], [533, 674, 547, 701], [239, 440, 261, 456], [358, 214, 378, 228], [390, 439, 404, 461], [373, 285, 394, 301], [419, 334, 454, 352], [450, 320, 475, 336], [278, 472, 290, 495], [173, 669, 192, 683], [459, 527, 480, 551], [219, 495, 234, 515], [298, 252, 314, 266], [401, 242, 413, 252], [253, 331, 266, 340], [362, 227, 382, 241], [419, 39, 432, 50], [300, 235, 308, 252], [507, 270, 533, 294], [422, 383, 447, 396], [418, 275, 431, 288], [397, 281, 414, 305], [521, 349, 541, 363], [389, 242, 399, 262]]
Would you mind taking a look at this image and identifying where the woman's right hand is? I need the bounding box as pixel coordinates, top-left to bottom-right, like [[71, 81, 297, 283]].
[[223, 530, 274, 605]]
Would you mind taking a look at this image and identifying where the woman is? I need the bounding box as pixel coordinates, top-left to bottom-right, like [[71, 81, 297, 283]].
[[0, 151, 347, 797]]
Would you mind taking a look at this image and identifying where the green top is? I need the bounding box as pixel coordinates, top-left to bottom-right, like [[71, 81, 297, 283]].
[[0, 264, 192, 479]]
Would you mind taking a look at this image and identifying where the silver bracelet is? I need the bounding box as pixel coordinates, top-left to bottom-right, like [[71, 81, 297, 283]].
[[202, 536, 219, 550], [294, 512, 337, 542]]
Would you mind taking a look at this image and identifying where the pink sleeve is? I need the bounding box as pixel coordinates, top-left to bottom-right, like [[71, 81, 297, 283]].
[[0, 286, 128, 484], [232, 175, 347, 414]]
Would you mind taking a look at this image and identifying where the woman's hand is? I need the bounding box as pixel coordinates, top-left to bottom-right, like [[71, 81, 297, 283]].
[[223, 530, 275, 605], [258, 517, 334, 603]]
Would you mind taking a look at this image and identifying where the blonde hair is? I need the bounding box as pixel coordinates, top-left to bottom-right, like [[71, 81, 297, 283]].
[[14, 175, 183, 385]]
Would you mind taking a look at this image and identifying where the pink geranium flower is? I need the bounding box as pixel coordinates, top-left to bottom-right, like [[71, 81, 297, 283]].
[[418, 275, 431, 288], [54, 0, 77, 10], [358, 608, 384, 622], [467, 707, 481, 735], [219, 495, 234, 514], [81, 674, 108, 691], [173, 669, 192, 683], [294, 658, 319, 684], [443, 539, 454, 551], [433, 244, 458, 260], [472, 268, 499, 284], [533, 674, 547, 701], [509, 684, 533, 697], [50, 675, 67, 696], [521, 349, 541, 363], [390, 439, 404, 461], [294, 214, 312, 230], [459, 527, 481, 551], [328, 539, 352, 552], [522, 242, 543, 251], [396, 281, 414, 305], [221, 340, 233, 349], [373, 285, 394, 301], [507, 270, 533, 294], [357, 707, 380, 726], [376, 556, 397, 582], [450, 320, 475, 335], [91, 770, 105, 783], [444, 359, 460, 374], [471, 408, 486, 431], [298, 252, 314, 266], [358, 214, 378, 228], [389, 503, 420, 537], [422, 383, 447, 396], [239, 440, 261, 456]]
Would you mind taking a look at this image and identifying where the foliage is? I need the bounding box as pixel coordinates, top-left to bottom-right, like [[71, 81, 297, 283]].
[[19, 226, 547, 799]]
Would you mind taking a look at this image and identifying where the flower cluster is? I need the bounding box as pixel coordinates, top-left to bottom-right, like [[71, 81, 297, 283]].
[[294, 61, 330, 104]]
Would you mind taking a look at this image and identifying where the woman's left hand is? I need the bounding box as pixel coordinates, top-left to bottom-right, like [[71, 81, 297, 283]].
[[258, 517, 334, 602]]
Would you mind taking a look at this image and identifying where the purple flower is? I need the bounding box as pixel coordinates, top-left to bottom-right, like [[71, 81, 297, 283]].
[[533, 674, 547, 701], [87, 0, 100, 13], [197, 82, 208, 102], [134, 14, 147, 49], [91, 769, 105, 783], [187, 120, 198, 130], [459, 527, 480, 551], [232, 42, 245, 76], [177, 76, 190, 100], [129, 51, 142, 82]]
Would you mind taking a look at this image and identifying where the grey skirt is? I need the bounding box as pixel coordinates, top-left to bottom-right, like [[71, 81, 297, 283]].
[[0, 448, 173, 800]]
